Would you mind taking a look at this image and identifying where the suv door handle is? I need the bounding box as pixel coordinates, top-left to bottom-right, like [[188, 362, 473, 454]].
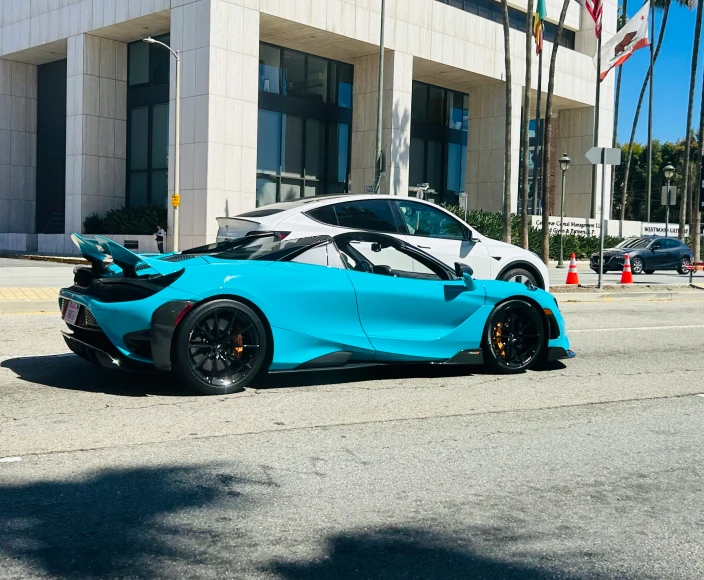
[[418, 245, 431, 249]]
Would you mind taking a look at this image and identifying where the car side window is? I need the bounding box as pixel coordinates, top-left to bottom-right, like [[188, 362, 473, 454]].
[[331, 200, 400, 233], [661, 239, 679, 249], [290, 244, 330, 267], [397, 201, 465, 240], [306, 205, 337, 227]]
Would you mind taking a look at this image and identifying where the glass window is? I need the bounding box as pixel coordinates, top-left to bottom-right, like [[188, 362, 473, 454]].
[[282, 115, 303, 177], [333, 200, 399, 233], [282, 50, 305, 99], [130, 107, 149, 171], [151, 35, 171, 85], [281, 178, 302, 201], [257, 176, 278, 207], [328, 123, 349, 187], [398, 201, 465, 240], [129, 172, 148, 207], [447, 91, 465, 130], [305, 119, 324, 180], [129, 42, 149, 86], [291, 244, 329, 267], [259, 44, 281, 93], [335, 63, 353, 108], [446, 143, 462, 200], [151, 103, 169, 170], [428, 86, 444, 126], [257, 110, 281, 175], [151, 170, 167, 207], [426, 140, 442, 194], [412, 83, 428, 124], [409, 138, 425, 188], [306, 205, 338, 226], [307, 56, 327, 103]]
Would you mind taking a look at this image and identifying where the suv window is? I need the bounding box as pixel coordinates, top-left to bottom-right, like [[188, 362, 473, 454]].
[[397, 201, 465, 240], [309, 200, 400, 233]]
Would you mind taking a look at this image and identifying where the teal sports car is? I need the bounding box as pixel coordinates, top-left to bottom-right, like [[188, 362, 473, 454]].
[[59, 231, 573, 395]]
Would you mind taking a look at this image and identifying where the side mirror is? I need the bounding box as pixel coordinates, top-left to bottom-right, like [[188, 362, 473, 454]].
[[371, 242, 382, 253], [454, 262, 475, 290]]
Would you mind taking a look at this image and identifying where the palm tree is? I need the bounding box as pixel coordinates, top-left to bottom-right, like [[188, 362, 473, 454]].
[[500, 0, 512, 243], [539, 0, 571, 263], [695, 66, 704, 261], [622, 0, 675, 221], [519, 0, 535, 249], [679, 0, 702, 240]]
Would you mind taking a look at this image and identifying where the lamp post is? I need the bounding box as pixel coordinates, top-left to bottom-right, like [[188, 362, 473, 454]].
[[556, 153, 571, 268], [663, 163, 675, 238], [374, 0, 387, 193], [143, 37, 181, 252]]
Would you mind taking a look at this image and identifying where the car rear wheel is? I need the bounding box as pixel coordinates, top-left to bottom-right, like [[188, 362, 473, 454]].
[[483, 300, 546, 374], [630, 257, 644, 275], [677, 257, 691, 275], [500, 267, 539, 288], [173, 299, 268, 395]]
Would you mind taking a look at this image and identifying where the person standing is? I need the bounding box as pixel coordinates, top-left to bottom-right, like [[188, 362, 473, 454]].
[[155, 225, 166, 253]]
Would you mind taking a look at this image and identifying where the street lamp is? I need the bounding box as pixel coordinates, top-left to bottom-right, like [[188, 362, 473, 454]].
[[556, 153, 571, 268], [143, 37, 181, 252], [663, 163, 675, 238]]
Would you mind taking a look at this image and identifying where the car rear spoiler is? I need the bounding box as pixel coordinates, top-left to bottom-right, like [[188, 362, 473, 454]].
[[71, 234, 185, 278]]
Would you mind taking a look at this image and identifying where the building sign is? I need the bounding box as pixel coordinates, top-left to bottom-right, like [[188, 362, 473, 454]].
[[530, 216, 690, 238], [530, 216, 600, 237]]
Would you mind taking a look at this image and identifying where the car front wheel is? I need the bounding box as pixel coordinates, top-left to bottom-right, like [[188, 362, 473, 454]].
[[677, 257, 691, 275], [500, 267, 539, 288], [483, 300, 546, 374], [173, 299, 268, 395]]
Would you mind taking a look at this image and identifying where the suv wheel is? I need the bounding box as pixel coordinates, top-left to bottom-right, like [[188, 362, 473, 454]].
[[501, 268, 539, 288]]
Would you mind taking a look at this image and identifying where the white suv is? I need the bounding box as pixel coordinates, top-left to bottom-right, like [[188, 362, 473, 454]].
[[216, 195, 549, 290]]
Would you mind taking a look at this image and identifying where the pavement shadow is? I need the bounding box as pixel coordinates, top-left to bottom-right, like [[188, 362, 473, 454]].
[[0, 354, 187, 397], [253, 364, 488, 390], [265, 526, 585, 580], [0, 464, 271, 578]]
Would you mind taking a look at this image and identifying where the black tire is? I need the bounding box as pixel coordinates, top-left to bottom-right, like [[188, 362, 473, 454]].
[[483, 300, 546, 374], [630, 257, 644, 275], [172, 299, 268, 395], [500, 267, 539, 288], [644, 270, 655, 275], [677, 257, 691, 275]]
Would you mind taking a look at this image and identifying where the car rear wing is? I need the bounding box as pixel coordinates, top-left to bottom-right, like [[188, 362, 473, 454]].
[[71, 234, 186, 278]]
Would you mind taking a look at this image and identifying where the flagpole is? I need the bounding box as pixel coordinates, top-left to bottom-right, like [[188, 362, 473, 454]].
[[531, 48, 543, 216], [591, 32, 602, 220], [646, 5, 654, 222]]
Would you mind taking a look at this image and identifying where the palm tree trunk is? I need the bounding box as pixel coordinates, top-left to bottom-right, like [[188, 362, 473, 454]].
[[500, 0, 512, 244], [540, 0, 570, 264], [680, 0, 702, 240], [520, 0, 535, 249], [621, 3, 671, 221], [695, 61, 704, 261], [615, 0, 628, 224]]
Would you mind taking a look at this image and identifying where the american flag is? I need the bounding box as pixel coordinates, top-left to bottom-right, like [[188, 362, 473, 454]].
[[575, 0, 602, 38]]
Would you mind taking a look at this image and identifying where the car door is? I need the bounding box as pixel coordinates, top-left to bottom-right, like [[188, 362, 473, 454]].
[[392, 200, 492, 280], [647, 240, 670, 269], [340, 242, 487, 361], [660, 239, 682, 268]]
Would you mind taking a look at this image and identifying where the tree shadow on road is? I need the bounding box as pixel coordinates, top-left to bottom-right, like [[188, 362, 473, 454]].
[[0, 464, 273, 578], [1, 354, 188, 397], [265, 526, 587, 580]]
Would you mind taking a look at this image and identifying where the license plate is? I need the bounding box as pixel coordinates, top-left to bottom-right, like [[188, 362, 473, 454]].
[[63, 301, 80, 325]]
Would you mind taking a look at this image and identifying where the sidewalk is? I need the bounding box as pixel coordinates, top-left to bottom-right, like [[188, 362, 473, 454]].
[[0, 287, 59, 313]]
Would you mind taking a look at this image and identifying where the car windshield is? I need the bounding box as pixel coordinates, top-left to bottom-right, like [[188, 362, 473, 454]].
[[184, 235, 330, 261], [615, 238, 652, 249]]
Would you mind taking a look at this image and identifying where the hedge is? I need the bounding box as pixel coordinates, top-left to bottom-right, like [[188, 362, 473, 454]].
[[83, 205, 169, 235], [442, 205, 624, 261]]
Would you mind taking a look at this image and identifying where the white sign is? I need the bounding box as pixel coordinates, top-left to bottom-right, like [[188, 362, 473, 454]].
[[642, 222, 689, 236], [586, 147, 622, 166], [530, 216, 601, 237], [661, 186, 677, 206]]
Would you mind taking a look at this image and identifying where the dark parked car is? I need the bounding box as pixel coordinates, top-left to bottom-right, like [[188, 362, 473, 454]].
[[590, 236, 694, 275]]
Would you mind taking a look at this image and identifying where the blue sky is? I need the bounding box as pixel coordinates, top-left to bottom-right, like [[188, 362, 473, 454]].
[[615, 1, 702, 145]]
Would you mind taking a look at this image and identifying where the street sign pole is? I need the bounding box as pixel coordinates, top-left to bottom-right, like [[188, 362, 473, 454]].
[[665, 181, 672, 237], [586, 147, 622, 289]]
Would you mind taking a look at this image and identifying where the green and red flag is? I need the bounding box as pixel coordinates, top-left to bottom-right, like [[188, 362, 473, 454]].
[[534, 0, 547, 54]]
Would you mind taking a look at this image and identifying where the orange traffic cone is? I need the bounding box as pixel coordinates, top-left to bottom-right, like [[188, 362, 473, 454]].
[[620, 253, 633, 284], [565, 253, 579, 285]]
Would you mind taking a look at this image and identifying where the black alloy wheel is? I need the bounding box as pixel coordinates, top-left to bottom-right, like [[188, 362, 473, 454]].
[[677, 257, 691, 275], [630, 257, 644, 275], [484, 300, 545, 374], [173, 299, 267, 395]]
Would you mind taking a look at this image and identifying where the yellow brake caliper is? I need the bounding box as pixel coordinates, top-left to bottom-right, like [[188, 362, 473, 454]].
[[494, 322, 506, 358]]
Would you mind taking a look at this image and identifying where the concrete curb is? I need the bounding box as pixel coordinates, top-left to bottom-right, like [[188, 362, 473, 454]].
[[553, 290, 704, 303], [0, 252, 86, 265], [0, 300, 58, 313]]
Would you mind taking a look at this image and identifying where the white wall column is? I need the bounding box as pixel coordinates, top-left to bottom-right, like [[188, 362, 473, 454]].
[[466, 82, 522, 213], [168, 0, 259, 249], [65, 33, 127, 235], [0, 60, 37, 233], [351, 50, 412, 196]]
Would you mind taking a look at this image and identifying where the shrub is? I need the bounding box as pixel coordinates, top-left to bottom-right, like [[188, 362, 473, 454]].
[[442, 205, 623, 260], [83, 213, 104, 234], [85, 205, 169, 235]]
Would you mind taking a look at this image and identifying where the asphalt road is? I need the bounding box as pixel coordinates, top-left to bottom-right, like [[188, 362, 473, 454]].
[[1, 301, 703, 579]]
